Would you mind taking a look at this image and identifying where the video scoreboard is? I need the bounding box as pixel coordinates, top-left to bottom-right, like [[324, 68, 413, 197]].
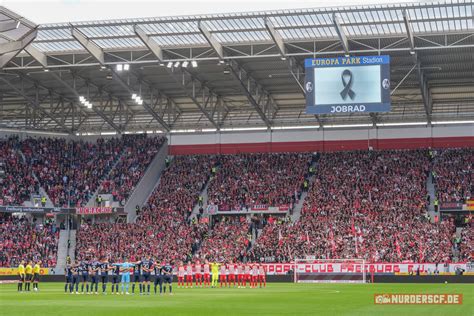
[[305, 55, 391, 114]]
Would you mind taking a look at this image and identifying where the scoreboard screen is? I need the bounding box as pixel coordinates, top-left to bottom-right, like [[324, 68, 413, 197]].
[[305, 56, 391, 115]]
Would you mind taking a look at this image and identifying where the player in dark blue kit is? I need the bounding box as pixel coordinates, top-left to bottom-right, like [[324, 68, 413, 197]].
[[70, 262, 79, 294], [110, 260, 121, 295], [161, 262, 173, 295], [131, 259, 142, 295], [153, 261, 163, 295], [99, 258, 109, 294], [89, 258, 100, 294], [64, 263, 73, 293], [78, 257, 90, 294], [141, 256, 154, 295]]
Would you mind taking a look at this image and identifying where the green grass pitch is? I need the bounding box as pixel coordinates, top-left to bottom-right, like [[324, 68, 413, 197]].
[[0, 282, 472, 316]]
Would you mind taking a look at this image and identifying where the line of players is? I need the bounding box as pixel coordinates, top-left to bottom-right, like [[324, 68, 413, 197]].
[[177, 260, 266, 288], [65, 256, 173, 295], [65, 257, 267, 295]]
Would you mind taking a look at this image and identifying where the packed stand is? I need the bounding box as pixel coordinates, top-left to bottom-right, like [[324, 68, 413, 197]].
[[76, 155, 214, 263], [458, 222, 473, 261], [195, 216, 251, 262], [0, 216, 59, 267], [207, 153, 312, 211], [432, 148, 473, 203], [23, 137, 124, 207], [0, 136, 39, 206], [250, 150, 455, 263], [99, 135, 165, 204]]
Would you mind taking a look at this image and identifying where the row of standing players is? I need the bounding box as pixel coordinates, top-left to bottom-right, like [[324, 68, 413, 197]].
[[65, 256, 172, 295], [65, 256, 267, 295]]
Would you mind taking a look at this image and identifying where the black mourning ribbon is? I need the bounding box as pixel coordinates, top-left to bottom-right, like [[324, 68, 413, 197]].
[[340, 69, 356, 100]]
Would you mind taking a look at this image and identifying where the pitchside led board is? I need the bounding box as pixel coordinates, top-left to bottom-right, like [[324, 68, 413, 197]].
[[304, 55, 391, 114]]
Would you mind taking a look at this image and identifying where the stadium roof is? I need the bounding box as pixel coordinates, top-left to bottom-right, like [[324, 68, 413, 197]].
[[0, 0, 473, 134]]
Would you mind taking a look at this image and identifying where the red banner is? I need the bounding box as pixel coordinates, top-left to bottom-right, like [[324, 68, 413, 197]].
[[76, 207, 113, 215]]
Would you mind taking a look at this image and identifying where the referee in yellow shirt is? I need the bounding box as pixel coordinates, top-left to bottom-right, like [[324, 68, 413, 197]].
[[17, 260, 25, 292], [33, 260, 41, 291], [25, 261, 33, 292]]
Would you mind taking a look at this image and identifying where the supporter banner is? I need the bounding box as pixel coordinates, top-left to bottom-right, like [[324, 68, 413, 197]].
[[206, 204, 218, 214], [261, 263, 469, 275], [0, 268, 50, 276], [251, 204, 269, 211], [0, 206, 64, 213], [440, 202, 463, 210], [76, 207, 115, 215]]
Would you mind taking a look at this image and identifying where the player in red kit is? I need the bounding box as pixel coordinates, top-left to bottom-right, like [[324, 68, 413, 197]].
[[203, 260, 210, 288], [251, 263, 259, 288], [219, 263, 227, 288], [227, 261, 236, 287], [237, 263, 244, 288], [258, 264, 266, 288], [185, 261, 193, 288], [194, 260, 202, 287], [177, 262, 185, 288], [244, 263, 251, 288]]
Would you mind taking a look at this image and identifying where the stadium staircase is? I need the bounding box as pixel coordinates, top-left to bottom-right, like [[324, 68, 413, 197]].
[[85, 147, 128, 207], [290, 159, 319, 223], [124, 140, 168, 222], [189, 180, 210, 220], [426, 172, 437, 222], [56, 229, 73, 271]]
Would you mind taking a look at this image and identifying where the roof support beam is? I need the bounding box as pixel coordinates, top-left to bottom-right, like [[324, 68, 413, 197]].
[[402, 10, 415, 54], [0, 20, 20, 32], [228, 62, 271, 127], [110, 69, 171, 131], [48, 72, 122, 132], [133, 25, 164, 62], [264, 18, 286, 59], [0, 29, 37, 68], [332, 14, 349, 57], [198, 21, 224, 60], [0, 77, 70, 132], [416, 56, 433, 124], [24, 44, 48, 67], [71, 27, 105, 65], [165, 68, 220, 129]]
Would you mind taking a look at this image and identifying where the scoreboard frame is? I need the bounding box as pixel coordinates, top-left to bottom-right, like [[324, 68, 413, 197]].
[[305, 55, 391, 115]]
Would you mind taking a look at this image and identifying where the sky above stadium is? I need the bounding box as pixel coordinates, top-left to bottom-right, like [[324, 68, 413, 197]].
[[2, 0, 429, 24]]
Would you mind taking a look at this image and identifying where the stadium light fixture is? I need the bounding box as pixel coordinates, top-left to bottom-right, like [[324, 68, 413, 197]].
[[159, 63, 165, 67], [174, 61, 180, 67], [123, 64, 130, 71], [182, 61, 189, 68], [116, 64, 123, 72], [131, 93, 137, 99], [167, 61, 173, 68], [191, 60, 198, 68], [432, 120, 474, 125], [79, 96, 85, 102], [43, 69, 49, 72]]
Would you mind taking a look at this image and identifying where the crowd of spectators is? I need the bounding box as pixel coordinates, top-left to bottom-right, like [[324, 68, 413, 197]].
[[76, 155, 214, 263], [0, 216, 59, 267], [0, 136, 39, 206], [250, 150, 456, 263], [23, 137, 124, 207], [99, 135, 165, 204], [432, 148, 473, 203], [458, 222, 473, 261], [207, 153, 312, 211], [195, 216, 251, 262]]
